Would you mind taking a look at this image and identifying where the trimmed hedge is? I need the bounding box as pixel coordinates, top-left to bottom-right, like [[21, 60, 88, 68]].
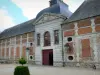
[[19, 58, 27, 66], [14, 66, 30, 75]]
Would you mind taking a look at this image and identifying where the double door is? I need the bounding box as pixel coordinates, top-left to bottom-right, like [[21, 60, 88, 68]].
[[42, 49, 53, 65]]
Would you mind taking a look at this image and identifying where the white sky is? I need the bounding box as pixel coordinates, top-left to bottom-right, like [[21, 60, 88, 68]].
[[0, 0, 84, 32], [12, 0, 84, 19]]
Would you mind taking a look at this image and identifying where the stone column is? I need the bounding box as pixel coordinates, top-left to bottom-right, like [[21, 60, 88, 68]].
[[91, 18, 98, 62]]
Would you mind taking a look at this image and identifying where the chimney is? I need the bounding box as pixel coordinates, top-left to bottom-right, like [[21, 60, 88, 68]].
[[49, 0, 57, 7]]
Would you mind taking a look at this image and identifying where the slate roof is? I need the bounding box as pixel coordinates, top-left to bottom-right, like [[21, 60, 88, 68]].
[[63, 0, 100, 24], [36, 0, 72, 19], [0, 19, 35, 39]]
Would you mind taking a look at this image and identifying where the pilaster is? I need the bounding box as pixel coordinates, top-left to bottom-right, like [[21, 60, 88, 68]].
[[92, 35, 98, 62], [91, 18, 96, 33], [4, 40, 7, 59], [0, 43, 1, 59], [74, 22, 80, 62], [26, 33, 29, 60], [1, 41, 3, 59], [9, 38, 11, 59], [91, 18, 98, 62], [20, 36, 22, 58], [74, 22, 78, 36], [14, 37, 16, 60]]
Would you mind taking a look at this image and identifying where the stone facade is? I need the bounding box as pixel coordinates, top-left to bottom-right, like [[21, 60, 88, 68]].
[[35, 14, 65, 66]]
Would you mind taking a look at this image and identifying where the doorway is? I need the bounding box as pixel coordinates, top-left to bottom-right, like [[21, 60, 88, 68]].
[[49, 52, 53, 65], [42, 49, 53, 66]]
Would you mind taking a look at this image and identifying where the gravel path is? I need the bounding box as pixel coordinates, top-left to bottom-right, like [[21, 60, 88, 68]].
[[0, 64, 99, 75]]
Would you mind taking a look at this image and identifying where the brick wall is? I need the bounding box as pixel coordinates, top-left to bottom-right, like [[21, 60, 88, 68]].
[[78, 27, 92, 35], [29, 47, 34, 55], [95, 25, 100, 32], [78, 19, 91, 28], [6, 48, 9, 57], [64, 30, 75, 37], [0, 31, 34, 60], [22, 46, 26, 57], [11, 47, 14, 57], [2, 48, 5, 57], [94, 16, 100, 24], [63, 16, 100, 36], [81, 39, 91, 57], [63, 16, 100, 63], [16, 47, 20, 58]]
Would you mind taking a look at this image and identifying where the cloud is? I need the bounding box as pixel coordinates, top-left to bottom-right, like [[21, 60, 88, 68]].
[[11, 0, 49, 19], [64, 0, 84, 12], [11, 0, 84, 19], [0, 9, 15, 32]]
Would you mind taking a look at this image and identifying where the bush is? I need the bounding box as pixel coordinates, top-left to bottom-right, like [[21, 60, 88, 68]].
[[19, 58, 27, 66], [14, 66, 30, 75]]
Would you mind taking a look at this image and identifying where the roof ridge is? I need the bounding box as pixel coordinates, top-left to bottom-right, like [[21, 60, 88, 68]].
[[63, 0, 100, 23]]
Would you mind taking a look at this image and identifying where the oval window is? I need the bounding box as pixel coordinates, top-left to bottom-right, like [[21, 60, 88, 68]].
[[68, 56, 73, 60], [30, 56, 33, 59], [67, 37, 72, 42]]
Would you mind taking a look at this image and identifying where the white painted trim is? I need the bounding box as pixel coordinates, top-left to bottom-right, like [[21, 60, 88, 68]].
[[74, 22, 78, 36], [91, 18, 96, 33], [9, 38, 11, 59], [14, 37, 16, 60], [5, 40, 7, 59], [92, 34, 98, 62]]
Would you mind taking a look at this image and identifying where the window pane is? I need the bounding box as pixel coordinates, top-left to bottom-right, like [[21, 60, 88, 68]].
[[44, 31, 51, 46], [54, 30, 59, 44], [37, 34, 40, 46]]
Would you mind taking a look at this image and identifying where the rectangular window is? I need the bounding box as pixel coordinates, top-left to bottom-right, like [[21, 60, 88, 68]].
[[54, 30, 59, 44], [37, 33, 40, 46], [81, 39, 91, 57]]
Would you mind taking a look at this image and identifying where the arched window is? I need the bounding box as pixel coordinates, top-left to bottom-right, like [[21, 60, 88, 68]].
[[44, 31, 51, 46]]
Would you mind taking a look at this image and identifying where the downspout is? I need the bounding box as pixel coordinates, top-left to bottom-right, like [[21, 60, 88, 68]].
[[61, 23, 65, 67]]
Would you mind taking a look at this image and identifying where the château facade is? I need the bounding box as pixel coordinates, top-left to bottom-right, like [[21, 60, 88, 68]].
[[0, 0, 100, 68]]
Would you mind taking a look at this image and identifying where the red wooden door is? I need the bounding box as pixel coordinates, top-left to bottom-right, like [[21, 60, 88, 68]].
[[42, 49, 53, 65]]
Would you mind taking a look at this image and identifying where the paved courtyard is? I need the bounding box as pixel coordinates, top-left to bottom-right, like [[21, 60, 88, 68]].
[[0, 64, 100, 75]]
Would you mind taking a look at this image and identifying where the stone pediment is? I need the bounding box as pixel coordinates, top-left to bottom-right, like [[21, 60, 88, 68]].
[[34, 13, 65, 25]]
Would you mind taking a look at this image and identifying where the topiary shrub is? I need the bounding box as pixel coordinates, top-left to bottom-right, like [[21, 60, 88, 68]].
[[14, 58, 30, 75], [30, 56, 33, 60], [14, 66, 30, 75], [19, 57, 27, 66]]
